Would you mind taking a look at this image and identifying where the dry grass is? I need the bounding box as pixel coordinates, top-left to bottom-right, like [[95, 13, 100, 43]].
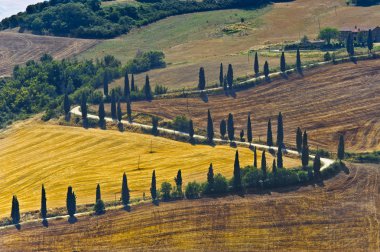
[[1, 163, 379, 251], [80, 0, 380, 89], [0, 31, 98, 76], [129, 59, 380, 152], [0, 119, 299, 218]]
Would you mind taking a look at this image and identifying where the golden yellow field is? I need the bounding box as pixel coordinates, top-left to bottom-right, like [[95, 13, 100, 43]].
[[0, 120, 299, 218]]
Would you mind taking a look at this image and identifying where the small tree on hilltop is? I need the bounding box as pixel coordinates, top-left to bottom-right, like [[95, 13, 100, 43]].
[[227, 113, 235, 142], [368, 29, 374, 53], [41, 184, 47, 219], [280, 51, 286, 73], [121, 173, 130, 207], [337, 135, 345, 162], [150, 170, 157, 202], [198, 67, 206, 90], [276, 112, 284, 147], [264, 61, 270, 80], [111, 90, 117, 120], [296, 48, 302, 73], [189, 119, 194, 141], [98, 100, 106, 129], [267, 119, 273, 147], [253, 147, 258, 168], [124, 71, 130, 98], [233, 150, 242, 192], [11, 196, 20, 224], [254, 52, 259, 76], [261, 150, 267, 179], [64, 92, 70, 121], [220, 119, 227, 139], [219, 63, 224, 86], [207, 109, 214, 143], [227, 64, 234, 89], [144, 75, 152, 100], [296, 127, 302, 153], [81, 93, 88, 128], [247, 113, 253, 145]]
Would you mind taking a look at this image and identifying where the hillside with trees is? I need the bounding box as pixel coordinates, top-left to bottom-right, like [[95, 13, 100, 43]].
[[0, 0, 288, 39]]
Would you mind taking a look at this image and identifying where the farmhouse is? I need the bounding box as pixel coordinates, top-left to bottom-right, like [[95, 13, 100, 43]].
[[339, 26, 380, 42]]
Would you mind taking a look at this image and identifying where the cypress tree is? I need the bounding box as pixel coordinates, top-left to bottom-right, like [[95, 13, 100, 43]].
[[121, 173, 130, 207], [124, 71, 130, 98], [220, 119, 227, 139], [41, 184, 47, 219], [11, 196, 20, 224], [103, 72, 109, 96], [96, 184, 101, 203], [302, 145, 309, 169], [131, 74, 135, 91], [64, 92, 70, 121], [254, 52, 259, 76], [189, 119, 194, 140], [247, 113, 252, 144], [144, 75, 152, 100], [207, 109, 214, 142], [117, 99, 122, 123], [272, 159, 277, 174], [296, 48, 302, 73], [261, 150, 267, 179], [227, 113, 235, 141], [219, 63, 224, 86], [223, 74, 228, 91], [277, 148, 283, 169], [253, 147, 257, 168], [98, 100, 106, 129], [296, 127, 302, 153], [276, 112, 284, 147], [126, 98, 132, 122], [233, 150, 242, 192], [280, 51, 286, 73], [150, 170, 157, 201], [240, 129, 244, 142], [313, 153, 321, 177], [264, 61, 270, 79], [198, 67, 206, 90], [174, 170, 183, 192], [111, 90, 117, 120], [66, 186, 76, 217], [227, 64, 233, 89], [346, 33, 354, 56], [81, 93, 88, 128], [207, 163, 214, 189], [152, 117, 159, 135], [337, 135, 345, 161], [303, 130, 308, 149], [267, 119, 273, 147], [368, 29, 374, 53]]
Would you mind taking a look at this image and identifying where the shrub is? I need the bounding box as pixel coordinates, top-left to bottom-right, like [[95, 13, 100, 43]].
[[185, 181, 202, 199], [125, 51, 166, 74], [213, 174, 229, 194], [324, 52, 332, 61], [94, 199, 105, 215], [154, 84, 168, 95], [160, 182, 172, 201], [171, 115, 190, 132]]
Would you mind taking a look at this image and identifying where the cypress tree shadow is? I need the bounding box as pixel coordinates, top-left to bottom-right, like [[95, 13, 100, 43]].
[[123, 205, 131, 212], [42, 219, 49, 227], [229, 141, 237, 148], [15, 223, 21, 230], [281, 72, 288, 79], [200, 92, 208, 103], [153, 199, 160, 206], [68, 216, 77, 224]]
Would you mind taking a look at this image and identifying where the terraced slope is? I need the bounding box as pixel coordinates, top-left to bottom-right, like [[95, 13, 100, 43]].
[[131, 59, 380, 152], [0, 163, 379, 251]]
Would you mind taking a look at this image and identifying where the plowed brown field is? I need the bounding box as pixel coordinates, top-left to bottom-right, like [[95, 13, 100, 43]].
[[1, 163, 379, 251], [131, 59, 380, 152], [0, 32, 98, 76]]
